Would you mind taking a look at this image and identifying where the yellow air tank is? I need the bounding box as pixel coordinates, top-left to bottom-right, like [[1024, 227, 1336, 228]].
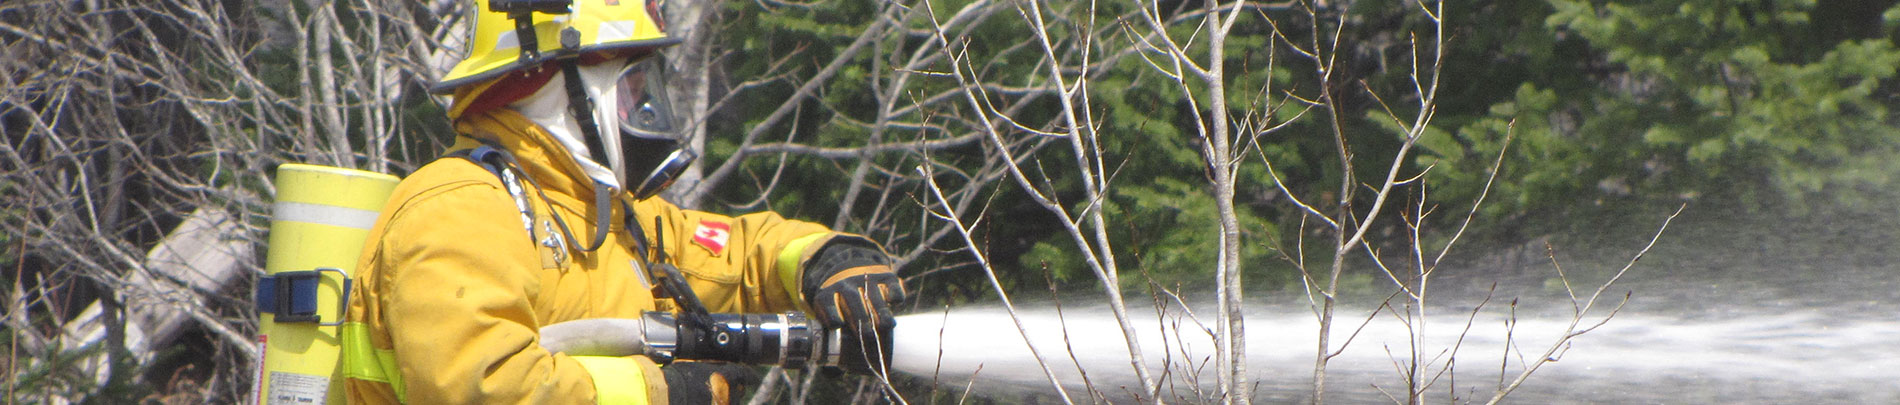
[[253, 164, 398, 405]]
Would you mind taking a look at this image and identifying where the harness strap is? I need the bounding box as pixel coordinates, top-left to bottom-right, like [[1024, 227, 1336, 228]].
[[444, 146, 536, 235], [254, 268, 352, 326]]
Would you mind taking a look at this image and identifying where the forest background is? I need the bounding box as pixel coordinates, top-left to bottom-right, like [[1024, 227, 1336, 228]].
[[4, 0, 1899, 403]]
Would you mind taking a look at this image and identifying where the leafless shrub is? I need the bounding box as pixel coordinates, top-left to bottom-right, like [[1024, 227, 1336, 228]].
[[3, 0, 448, 400]]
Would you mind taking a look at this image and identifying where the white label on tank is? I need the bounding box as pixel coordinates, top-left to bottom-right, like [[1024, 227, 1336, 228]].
[[265, 371, 330, 405]]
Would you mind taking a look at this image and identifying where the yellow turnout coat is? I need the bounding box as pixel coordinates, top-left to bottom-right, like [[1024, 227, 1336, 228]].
[[339, 107, 851, 404]]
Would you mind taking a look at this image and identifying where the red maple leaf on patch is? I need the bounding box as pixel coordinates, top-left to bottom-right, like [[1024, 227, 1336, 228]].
[[692, 221, 730, 255]]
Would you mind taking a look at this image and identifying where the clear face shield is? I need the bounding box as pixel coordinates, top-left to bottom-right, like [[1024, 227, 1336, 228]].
[[608, 56, 696, 200]]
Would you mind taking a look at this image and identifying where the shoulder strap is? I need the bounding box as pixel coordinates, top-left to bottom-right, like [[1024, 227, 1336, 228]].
[[439, 144, 613, 257], [440, 145, 536, 236], [441, 146, 499, 178]]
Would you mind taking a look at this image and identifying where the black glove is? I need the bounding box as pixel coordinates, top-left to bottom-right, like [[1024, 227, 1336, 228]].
[[802, 242, 906, 334], [662, 361, 760, 405]]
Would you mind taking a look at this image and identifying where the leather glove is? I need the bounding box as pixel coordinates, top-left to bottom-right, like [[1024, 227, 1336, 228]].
[[662, 361, 760, 405], [802, 242, 906, 335]]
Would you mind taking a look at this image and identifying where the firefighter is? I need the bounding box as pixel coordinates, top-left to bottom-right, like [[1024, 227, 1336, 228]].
[[336, 0, 904, 403]]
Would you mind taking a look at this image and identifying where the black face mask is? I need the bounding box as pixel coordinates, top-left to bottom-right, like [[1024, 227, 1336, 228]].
[[611, 57, 696, 200], [623, 136, 695, 200]]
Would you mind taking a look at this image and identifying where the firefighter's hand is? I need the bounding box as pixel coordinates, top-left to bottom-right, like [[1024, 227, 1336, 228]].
[[662, 361, 759, 405], [812, 264, 904, 332], [803, 243, 906, 334]]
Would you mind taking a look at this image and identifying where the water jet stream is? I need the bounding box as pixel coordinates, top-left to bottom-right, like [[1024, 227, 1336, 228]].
[[890, 305, 1900, 403]]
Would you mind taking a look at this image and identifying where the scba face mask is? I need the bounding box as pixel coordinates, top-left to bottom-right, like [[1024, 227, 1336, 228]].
[[579, 55, 696, 200]]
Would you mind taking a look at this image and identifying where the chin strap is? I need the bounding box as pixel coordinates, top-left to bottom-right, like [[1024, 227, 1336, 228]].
[[551, 24, 623, 185], [549, 29, 617, 253], [561, 58, 614, 170]]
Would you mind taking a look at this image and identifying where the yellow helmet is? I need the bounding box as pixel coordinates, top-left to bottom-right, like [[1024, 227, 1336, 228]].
[[431, 0, 678, 94]]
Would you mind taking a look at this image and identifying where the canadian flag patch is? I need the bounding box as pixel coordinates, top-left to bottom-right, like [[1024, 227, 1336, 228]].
[[692, 220, 731, 256]]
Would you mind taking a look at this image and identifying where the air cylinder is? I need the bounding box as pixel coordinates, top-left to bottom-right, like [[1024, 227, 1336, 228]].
[[253, 164, 398, 405]]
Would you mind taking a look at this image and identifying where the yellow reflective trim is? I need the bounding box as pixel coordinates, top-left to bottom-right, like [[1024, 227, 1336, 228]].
[[382, 347, 404, 401], [778, 233, 829, 309], [339, 323, 381, 381], [341, 321, 406, 402], [571, 356, 651, 404]]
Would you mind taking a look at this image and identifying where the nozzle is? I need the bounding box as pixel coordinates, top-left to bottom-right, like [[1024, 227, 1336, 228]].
[[632, 311, 891, 374], [674, 312, 823, 368], [538, 311, 893, 374]]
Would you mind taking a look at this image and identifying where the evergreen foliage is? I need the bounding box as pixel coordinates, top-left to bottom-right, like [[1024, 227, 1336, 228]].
[[1425, 1, 1900, 217], [695, 0, 1900, 300]]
